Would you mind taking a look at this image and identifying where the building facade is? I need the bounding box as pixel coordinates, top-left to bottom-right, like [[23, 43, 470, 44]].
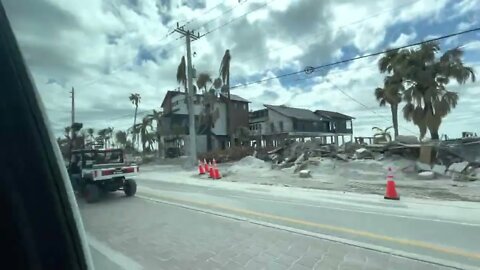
[[160, 91, 250, 156], [249, 105, 354, 147]]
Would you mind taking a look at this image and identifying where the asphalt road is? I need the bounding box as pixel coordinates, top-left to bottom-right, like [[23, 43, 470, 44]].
[[134, 177, 480, 269]]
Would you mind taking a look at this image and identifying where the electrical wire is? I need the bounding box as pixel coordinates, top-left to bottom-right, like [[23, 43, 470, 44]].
[[230, 26, 480, 89], [324, 78, 418, 135], [199, 0, 275, 38], [191, 0, 249, 32], [179, 1, 226, 29]]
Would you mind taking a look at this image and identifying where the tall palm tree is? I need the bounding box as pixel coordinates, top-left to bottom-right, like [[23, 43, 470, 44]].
[[219, 49, 233, 146], [86, 128, 95, 144], [196, 73, 212, 93], [97, 128, 108, 148], [129, 93, 141, 148], [177, 56, 187, 92], [132, 116, 155, 152], [115, 130, 127, 148], [146, 109, 164, 157], [393, 42, 476, 139], [374, 75, 403, 139]]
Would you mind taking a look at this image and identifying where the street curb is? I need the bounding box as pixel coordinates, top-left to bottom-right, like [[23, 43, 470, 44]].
[[137, 193, 476, 270]]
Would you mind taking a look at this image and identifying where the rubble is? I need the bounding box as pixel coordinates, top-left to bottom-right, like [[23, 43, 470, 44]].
[[299, 170, 311, 178], [418, 171, 435, 180], [353, 148, 374, 159]]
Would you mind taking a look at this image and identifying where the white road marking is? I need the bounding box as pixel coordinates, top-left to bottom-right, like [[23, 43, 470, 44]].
[[87, 233, 143, 270]]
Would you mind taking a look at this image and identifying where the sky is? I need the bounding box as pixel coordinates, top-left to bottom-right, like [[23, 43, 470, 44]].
[[3, 0, 480, 139]]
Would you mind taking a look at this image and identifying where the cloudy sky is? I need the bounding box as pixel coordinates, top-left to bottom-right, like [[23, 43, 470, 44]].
[[3, 0, 480, 138]]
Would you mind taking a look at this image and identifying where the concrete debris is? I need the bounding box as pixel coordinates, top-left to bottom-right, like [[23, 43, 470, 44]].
[[395, 135, 420, 144], [432, 164, 447, 175], [416, 162, 432, 172], [418, 171, 435, 180], [447, 161, 469, 175], [299, 170, 311, 178], [293, 161, 308, 174], [354, 148, 374, 159], [335, 153, 349, 162]]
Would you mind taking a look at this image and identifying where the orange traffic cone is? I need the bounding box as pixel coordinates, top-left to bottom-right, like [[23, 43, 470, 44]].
[[198, 160, 205, 175], [209, 162, 214, 178], [214, 165, 221, 180], [384, 167, 399, 200], [204, 158, 209, 172]]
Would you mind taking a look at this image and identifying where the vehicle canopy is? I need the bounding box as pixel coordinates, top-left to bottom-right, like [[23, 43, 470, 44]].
[[70, 149, 125, 169]]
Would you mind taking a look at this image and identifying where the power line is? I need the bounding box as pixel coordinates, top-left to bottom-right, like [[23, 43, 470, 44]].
[[179, 1, 226, 29], [199, 0, 274, 38], [230, 26, 480, 89], [324, 78, 418, 135], [191, 0, 248, 32]]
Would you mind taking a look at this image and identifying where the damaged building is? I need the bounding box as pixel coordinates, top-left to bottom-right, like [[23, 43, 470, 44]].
[[249, 105, 354, 147]]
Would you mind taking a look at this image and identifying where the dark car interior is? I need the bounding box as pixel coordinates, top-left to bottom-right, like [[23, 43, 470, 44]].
[[0, 2, 89, 269]]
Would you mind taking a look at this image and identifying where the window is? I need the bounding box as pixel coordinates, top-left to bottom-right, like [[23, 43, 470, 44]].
[[346, 120, 352, 129], [279, 121, 284, 132], [243, 104, 247, 110], [270, 122, 275, 132]]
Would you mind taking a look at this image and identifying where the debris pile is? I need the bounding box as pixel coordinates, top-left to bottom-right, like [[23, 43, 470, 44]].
[[258, 136, 480, 181]]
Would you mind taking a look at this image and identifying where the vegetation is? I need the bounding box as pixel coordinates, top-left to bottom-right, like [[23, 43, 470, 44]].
[[376, 42, 476, 140], [219, 49, 233, 145], [146, 109, 164, 157], [372, 126, 393, 143], [129, 93, 141, 148], [176, 56, 187, 92]]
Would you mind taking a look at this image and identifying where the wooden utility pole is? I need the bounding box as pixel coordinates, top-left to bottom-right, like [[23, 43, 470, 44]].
[[174, 23, 201, 166]]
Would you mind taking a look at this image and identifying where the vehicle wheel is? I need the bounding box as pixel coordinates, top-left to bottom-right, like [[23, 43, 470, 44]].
[[84, 184, 101, 203], [124, 179, 137, 197]]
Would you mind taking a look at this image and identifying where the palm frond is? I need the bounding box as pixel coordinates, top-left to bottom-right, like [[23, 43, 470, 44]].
[[219, 50, 231, 85]]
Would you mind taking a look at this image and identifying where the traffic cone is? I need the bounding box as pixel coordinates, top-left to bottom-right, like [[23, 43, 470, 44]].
[[198, 160, 205, 175], [214, 165, 221, 180], [212, 158, 217, 167], [208, 162, 214, 178], [384, 167, 399, 200], [204, 158, 209, 172]]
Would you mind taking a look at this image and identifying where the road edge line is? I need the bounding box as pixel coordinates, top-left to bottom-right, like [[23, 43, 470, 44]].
[[137, 193, 475, 270]]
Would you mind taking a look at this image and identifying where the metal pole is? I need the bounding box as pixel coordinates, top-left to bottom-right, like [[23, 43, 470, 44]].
[[185, 31, 197, 166]]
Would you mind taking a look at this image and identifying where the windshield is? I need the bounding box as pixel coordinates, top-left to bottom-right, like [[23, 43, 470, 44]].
[[5, 0, 480, 269]]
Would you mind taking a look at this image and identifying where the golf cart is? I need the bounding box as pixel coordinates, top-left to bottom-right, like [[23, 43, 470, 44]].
[[68, 148, 139, 203]]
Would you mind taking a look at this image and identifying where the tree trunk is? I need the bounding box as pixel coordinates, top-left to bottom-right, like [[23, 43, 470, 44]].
[[133, 106, 138, 149], [226, 72, 235, 147], [390, 103, 399, 139], [430, 130, 440, 140]]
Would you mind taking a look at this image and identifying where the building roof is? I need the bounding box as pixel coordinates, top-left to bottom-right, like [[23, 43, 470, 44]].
[[314, 110, 355, 120], [220, 93, 250, 103], [265, 105, 320, 121]]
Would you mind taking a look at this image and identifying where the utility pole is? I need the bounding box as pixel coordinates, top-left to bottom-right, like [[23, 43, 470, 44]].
[[71, 87, 75, 128], [174, 23, 201, 167], [69, 87, 75, 158]]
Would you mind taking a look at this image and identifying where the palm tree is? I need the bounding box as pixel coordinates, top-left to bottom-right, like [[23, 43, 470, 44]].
[[146, 109, 164, 157], [115, 130, 127, 148], [86, 128, 95, 144], [105, 127, 114, 148], [374, 75, 403, 139], [196, 73, 212, 93], [235, 126, 250, 146], [219, 49, 233, 146], [129, 93, 141, 148], [394, 43, 475, 139], [131, 116, 155, 152], [97, 128, 108, 148], [372, 126, 393, 143], [177, 56, 187, 92]]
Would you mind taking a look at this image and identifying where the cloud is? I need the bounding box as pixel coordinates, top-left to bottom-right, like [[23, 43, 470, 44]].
[[4, 0, 480, 140], [389, 32, 417, 48]]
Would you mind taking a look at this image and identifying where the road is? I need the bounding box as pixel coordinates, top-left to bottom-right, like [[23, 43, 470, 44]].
[[79, 171, 480, 270]]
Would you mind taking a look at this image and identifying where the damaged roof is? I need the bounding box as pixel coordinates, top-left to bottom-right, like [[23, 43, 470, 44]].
[[264, 105, 320, 121], [314, 110, 355, 120]]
